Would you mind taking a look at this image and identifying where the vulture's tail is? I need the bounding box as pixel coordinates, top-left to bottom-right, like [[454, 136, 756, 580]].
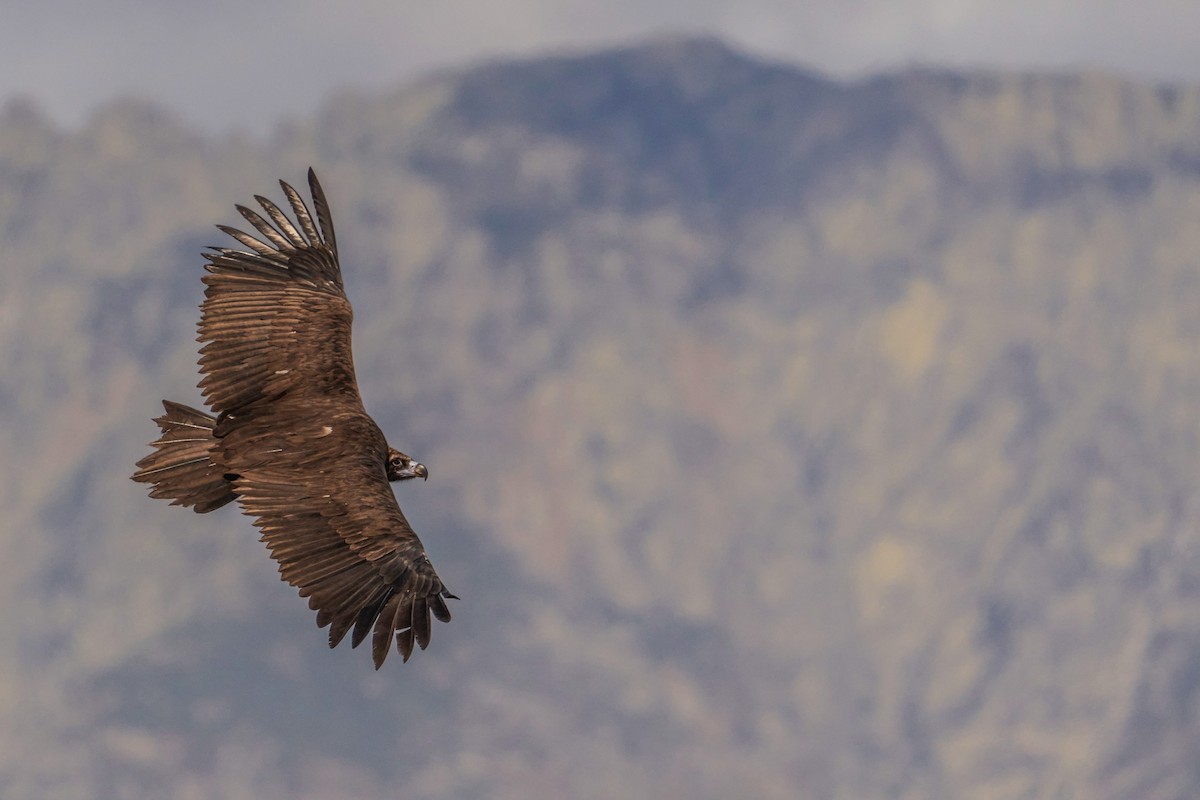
[[132, 400, 236, 513]]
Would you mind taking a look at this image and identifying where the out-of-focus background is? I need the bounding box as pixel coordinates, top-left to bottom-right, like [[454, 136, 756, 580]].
[[4, 3, 1200, 799]]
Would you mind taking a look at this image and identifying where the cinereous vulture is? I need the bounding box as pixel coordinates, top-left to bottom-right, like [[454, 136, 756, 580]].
[[133, 169, 454, 668]]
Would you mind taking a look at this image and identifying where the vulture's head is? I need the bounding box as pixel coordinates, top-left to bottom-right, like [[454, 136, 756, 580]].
[[386, 448, 428, 482]]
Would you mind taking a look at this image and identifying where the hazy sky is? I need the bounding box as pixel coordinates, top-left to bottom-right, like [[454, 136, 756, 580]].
[[6, 1, 1199, 134]]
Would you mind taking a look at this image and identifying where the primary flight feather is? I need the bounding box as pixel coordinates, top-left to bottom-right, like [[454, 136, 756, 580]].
[[133, 169, 454, 668]]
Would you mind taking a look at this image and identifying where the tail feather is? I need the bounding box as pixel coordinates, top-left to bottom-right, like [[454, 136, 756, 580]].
[[132, 400, 236, 513]]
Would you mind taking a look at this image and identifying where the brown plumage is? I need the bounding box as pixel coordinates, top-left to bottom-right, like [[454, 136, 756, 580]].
[[133, 169, 454, 668]]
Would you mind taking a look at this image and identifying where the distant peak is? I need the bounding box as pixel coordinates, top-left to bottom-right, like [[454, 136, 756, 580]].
[[0, 95, 54, 132], [620, 34, 743, 61]]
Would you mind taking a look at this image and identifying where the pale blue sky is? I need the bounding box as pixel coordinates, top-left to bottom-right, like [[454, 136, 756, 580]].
[[5, 0, 1197, 134]]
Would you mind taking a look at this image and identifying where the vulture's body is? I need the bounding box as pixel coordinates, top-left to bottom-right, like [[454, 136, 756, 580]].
[[133, 169, 453, 668]]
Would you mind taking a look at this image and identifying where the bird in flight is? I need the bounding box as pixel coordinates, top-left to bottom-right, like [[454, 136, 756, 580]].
[[133, 169, 454, 668]]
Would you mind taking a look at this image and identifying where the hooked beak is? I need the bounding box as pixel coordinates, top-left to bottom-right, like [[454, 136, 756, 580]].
[[414, 463, 428, 481]]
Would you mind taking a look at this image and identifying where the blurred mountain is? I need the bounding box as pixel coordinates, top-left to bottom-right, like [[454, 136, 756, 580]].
[[3, 36, 1200, 800]]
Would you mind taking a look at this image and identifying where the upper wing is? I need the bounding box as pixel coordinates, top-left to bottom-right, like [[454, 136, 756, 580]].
[[198, 169, 358, 415], [222, 407, 453, 668]]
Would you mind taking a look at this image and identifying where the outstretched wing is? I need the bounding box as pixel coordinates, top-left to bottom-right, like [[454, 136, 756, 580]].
[[199, 168, 356, 415], [221, 405, 454, 668]]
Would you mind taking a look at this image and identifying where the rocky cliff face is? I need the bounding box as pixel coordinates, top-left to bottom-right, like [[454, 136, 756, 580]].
[[3, 37, 1200, 800]]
